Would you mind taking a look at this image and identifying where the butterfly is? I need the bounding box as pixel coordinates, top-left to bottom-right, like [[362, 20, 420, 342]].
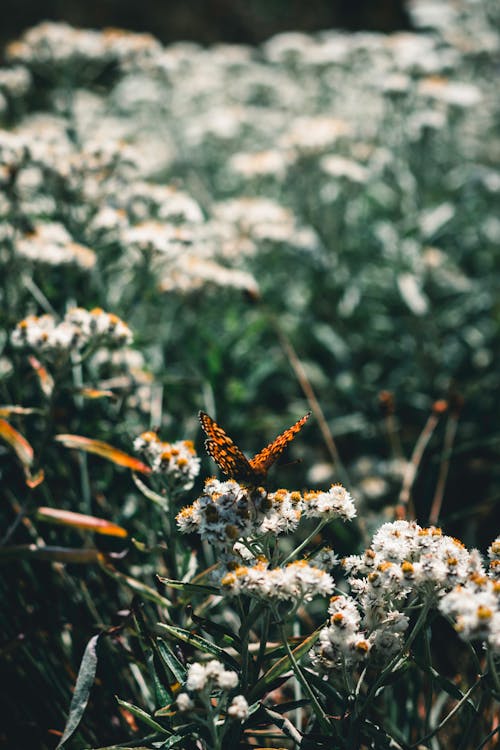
[[199, 410, 311, 485]]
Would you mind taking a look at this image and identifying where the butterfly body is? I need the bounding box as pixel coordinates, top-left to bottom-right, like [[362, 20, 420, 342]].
[[199, 410, 310, 485]]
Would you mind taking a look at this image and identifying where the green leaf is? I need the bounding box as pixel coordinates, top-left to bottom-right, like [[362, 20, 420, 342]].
[[157, 575, 219, 596], [413, 654, 465, 701], [132, 472, 168, 510], [262, 707, 302, 744], [155, 639, 187, 685], [132, 608, 172, 705], [190, 609, 241, 649], [56, 633, 100, 749], [159, 726, 200, 748], [115, 697, 170, 734], [302, 668, 344, 706], [100, 558, 172, 609], [156, 623, 240, 671]]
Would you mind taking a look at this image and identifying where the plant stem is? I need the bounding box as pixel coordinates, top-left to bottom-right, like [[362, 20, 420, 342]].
[[281, 519, 327, 566], [277, 616, 331, 735]]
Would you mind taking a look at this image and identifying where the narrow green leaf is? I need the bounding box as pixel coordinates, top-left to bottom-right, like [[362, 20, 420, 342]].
[[155, 639, 187, 685], [190, 610, 241, 649], [100, 558, 171, 609], [159, 727, 200, 748], [156, 623, 239, 671], [132, 609, 171, 706], [56, 633, 100, 749], [157, 575, 218, 596], [115, 698, 170, 735], [89, 732, 165, 749], [413, 655, 466, 701], [132, 472, 168, 510], [263, 707, 303, 744], [302, 668, 344, 706]]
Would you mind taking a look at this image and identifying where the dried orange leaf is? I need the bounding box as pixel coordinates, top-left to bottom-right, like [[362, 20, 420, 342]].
[[26, 469, 45, 488], [0, 406, 38, 417], [78, 388, 116, 400], [0, 418, 34, 467], [55, 434, 151, 474], [28, 355, 54, 397], [37, 507, 128, 538]]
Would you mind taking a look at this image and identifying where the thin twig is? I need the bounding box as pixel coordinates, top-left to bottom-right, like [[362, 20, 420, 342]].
[[379, 390, 405, 460], [269, 314, 350, 488], [429, 407, 460, 525], [398, 400, 447, 521]]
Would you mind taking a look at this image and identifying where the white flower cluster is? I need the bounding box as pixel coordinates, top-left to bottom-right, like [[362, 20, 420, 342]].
[[313, 521, 498, 675], [436, 537, 500, 653], [133, 431, 200, 488], [16, 223, 96, 269], [439, 573, 500, 653], [313, 593, 410, 672], [303, 485, 357, 521], [6, 22, 161, 75], [176, 660, 248, 722], [488, 537, 500, 579], [343, 521, 478, 609], [176, 478, 355, 546], [221, 558, 334, 604], [176, 478, 263, 543], [11, 307, 132, 356]]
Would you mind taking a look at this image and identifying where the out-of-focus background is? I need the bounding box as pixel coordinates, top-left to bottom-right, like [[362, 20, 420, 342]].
[[1, 1, 499, 748], [1, 0, 410, 50]]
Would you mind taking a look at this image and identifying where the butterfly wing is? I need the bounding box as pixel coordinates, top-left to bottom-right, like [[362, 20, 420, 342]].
[[249, 411, 311, 476], [199, 411, 254, 481]]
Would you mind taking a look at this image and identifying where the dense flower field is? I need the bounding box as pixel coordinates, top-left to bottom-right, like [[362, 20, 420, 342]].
[[1, 0, 499, 747]]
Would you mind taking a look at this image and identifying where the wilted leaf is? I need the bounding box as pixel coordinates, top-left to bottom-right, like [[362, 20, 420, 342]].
[[78, 388, 116, 400], [0, 418, 33, 467], [0, 406, 38, 417], [56, 634, 100, 749], [0, 545, 102, 563], [36, 507, 128, 537], [0, 418, 43, 487], [55, 434, 151, 474], [28, 355, 54, 397]]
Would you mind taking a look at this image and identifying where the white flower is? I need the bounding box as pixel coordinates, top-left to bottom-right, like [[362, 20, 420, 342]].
[[185, 660, 239, 693], [186, 662, 208, 692], [228, 695, 249, 720], [303, 484, 357, 521], [176, 692, 194, 712], [221, 559, 334, 603], [11, 308, 132, 357], [439, 575, 500, 651], [134, 431, 200, 488]]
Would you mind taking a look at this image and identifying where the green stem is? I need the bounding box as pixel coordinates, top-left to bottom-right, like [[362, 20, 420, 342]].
[[239, 597, 251, 692], [487, 648, 500, 695], [255, 607, 271, 679], [281, 519, 327, 566], [276, 614, 331, 735], [359, 601, 431, 717]]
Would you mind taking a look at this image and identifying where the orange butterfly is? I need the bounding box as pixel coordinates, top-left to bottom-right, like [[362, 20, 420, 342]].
[[199, 410, 311, 484]]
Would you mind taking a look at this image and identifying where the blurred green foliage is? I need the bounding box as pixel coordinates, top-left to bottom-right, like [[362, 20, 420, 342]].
[[0, 1, 499, 746]]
